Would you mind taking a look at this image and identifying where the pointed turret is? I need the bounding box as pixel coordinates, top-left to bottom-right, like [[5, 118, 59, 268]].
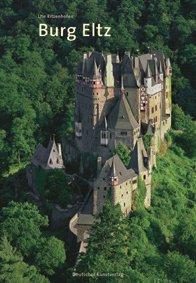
[[146, 61, 152, 78], [159, 60, 164, 81], [144, 61, 152, 88], [93, 60, 100, 77], [159, 60, 163, 74], [166, 58, 171, 68], [109, 157, 119, 186], [165, 57, 172, 76], [154, 58, 158, 82], [116, 52, 120, 63]]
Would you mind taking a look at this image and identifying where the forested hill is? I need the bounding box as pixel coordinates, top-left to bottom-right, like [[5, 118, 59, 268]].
[[0, 0, 195, 174]]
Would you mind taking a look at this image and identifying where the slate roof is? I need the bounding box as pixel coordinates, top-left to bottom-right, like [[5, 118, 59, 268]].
[[107, 94, 139, 131], [31, 144, 48, 167], [130, 137, 148, 174], [96, 154, 137, 186], [77, 214, 95, 226], [77, 51, 170, 88]]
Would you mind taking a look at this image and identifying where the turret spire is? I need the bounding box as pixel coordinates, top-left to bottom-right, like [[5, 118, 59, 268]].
[[166, 58, 171, 68], [110, 158, 117, 178], [93, 60, 100, 77], [159, 60, 163, 74], [146, 61, 152, 78], [109, 157, 119, 186]]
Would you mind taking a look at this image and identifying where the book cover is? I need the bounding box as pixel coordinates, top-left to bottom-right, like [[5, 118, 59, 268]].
[[0, 1, 195, 282]]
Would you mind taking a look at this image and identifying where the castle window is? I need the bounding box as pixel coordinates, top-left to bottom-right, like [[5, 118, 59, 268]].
[[103, 195, 105, 198], [121, 194, 123, 197], [132, 179, 137, 184], [155, 105, 157, 111], [121, 131, 127, 136], [104, 187, 107, 191], [97, 187, 100, 190], [143, 175, 146, 180], [124, 203, 126, 207], [49, 159, 53, 164], [151, 107, 154, 114], [56, 159, 59, 164]]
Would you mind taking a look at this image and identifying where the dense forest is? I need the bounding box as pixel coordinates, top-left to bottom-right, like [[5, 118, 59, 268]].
[[0, 1, 195, 282]]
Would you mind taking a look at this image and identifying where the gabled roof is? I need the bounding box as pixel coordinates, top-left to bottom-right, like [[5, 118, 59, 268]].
[[95, 154, 137, 186], [107, 94, 139, 130], [31, 139, 64, 169], [130, 137, 148, 174]]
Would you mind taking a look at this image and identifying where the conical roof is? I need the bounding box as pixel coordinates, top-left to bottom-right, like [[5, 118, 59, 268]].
[[146, 61, 152, 78], [166, 57, 171, 67], [159, 60, 163, 74], [93, 60, 100, 77], [109, 157, 117, 178]]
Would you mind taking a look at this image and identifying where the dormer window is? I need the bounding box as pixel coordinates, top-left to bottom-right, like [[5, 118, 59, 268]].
[[100, 130, 109, 146]]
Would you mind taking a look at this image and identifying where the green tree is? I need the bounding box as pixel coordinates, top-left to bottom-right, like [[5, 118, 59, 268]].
[[76, 201, 130, 277], [0, 202, 48, 256], [172, 104, 189, 130], [164, 251, 196, 283], [143, 133, 153, 151], [44, 169, 72, 207], [115, 142, 131, 166], [0, 237, 48, 283], [0, 202, 66, 276], [34, 236, 66, 276]]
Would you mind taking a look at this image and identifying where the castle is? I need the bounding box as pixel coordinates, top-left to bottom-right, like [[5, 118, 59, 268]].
[[27, 51, 172, 249]]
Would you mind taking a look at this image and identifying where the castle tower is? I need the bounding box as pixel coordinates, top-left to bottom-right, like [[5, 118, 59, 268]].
[[93, 154, 137, 215], [91, 60, 106, 127]]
